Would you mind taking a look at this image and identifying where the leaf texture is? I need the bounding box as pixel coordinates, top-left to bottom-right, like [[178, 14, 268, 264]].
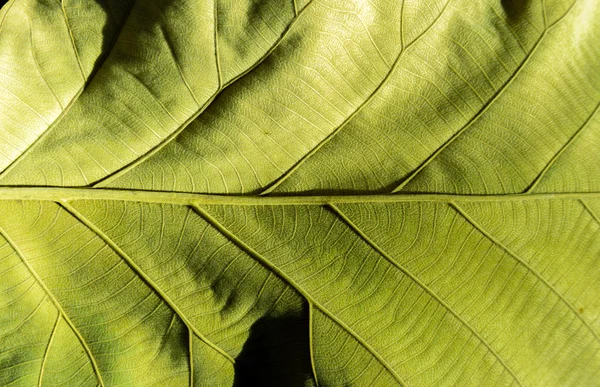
[[0, 0, 599, 385]]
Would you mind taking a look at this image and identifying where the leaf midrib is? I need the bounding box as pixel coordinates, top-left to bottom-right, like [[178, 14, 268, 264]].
[[0, 187, 597, 205]]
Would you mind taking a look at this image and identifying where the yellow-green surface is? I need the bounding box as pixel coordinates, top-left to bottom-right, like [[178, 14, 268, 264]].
[[1, 0, 599, 385]]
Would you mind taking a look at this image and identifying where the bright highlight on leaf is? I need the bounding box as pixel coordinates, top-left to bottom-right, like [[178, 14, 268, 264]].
[[0, 0, 599, 385]]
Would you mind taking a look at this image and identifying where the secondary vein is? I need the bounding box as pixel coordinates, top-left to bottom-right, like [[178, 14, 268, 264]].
[[260, 0, 450, 195], [451, 201, 600, 344], [0, 225, 106, 387], [190, 203, 407, 386], [92, 1, 315, 188], [328, 203, 523, 386], [392, 1, 579, 193], [57, 200, 236, 365]]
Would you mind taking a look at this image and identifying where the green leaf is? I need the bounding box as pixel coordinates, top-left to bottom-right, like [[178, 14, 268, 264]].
[[0, 0, 599, 385]]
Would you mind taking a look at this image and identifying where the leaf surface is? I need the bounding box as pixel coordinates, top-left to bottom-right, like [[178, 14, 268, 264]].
[[0, 0, 599, 385]]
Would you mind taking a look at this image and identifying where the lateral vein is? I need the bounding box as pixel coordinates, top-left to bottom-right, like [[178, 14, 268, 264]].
[[308, 303, 321, 387], [38, 312, 60, 387], [57, 200, 236, 365], [451, 201, 600, 344], [92, 1, 316, 187], [525, 100, 600, 193], [0, 0, 138, 181], [260, 0, 450, 195], [190, 203, 407, 386], [0, 225, 106, 387], [328, 203, 524, 386], [392, 1, 578, 193], [581, 199, 600, 226]]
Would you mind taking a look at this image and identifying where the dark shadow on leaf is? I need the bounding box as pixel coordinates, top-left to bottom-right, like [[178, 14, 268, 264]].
[[234, 309, 315, 387], [501, 0, 530, 21], [87, 0, 137, 83]]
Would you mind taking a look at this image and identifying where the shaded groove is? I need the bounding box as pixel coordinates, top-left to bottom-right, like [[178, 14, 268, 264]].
[[213, 0, 222, 88], [327, 203, 524, 386], [60, 0, 85, 80], [392, 3, 577, 192], [57, 200, 236, 365], [188, 327, 193, 387], [525, 100, 600, 193], [189, 203, 407, 386], [0, 187, 597, 205], [308, 303, 320, 387], [92, 0, 316, 187], [450, 201, 600, 343], [0, 225, 105, 387], [260, 0, 450, 195]]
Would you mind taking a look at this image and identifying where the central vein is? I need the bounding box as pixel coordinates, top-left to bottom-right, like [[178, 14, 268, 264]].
[[0, 187, 595, 205]]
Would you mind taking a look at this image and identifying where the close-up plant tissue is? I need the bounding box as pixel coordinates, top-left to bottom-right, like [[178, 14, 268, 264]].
[[0, 0, 599, 385]]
